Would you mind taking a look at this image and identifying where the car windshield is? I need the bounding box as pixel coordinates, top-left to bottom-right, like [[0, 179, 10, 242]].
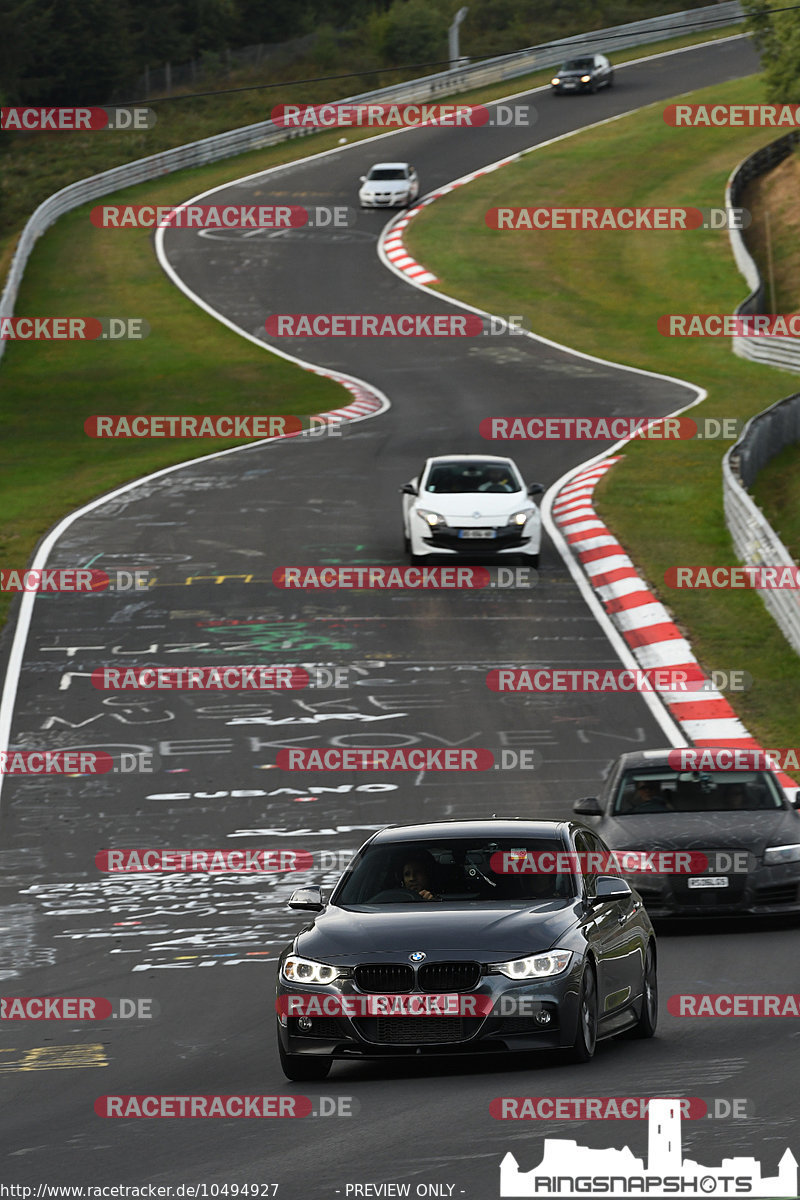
[[367, 168, 406, 180], [612, 770, 785, 815], [424, 460, 522, 494], [562, 58, 596, 70], [333, 838, 577, 905]]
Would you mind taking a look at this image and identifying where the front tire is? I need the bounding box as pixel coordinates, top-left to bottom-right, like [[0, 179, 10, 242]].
[[568, 963, 598, 1062], [630, 943, 658, 1038], [278, 1037, 332, 1081]]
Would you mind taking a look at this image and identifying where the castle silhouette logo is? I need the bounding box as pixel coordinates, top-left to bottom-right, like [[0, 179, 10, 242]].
[[500, 1098, 797, 1197]]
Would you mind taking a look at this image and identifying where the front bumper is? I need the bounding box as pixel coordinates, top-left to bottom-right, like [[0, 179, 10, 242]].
[[625, 865, 800, 917], [359, 192, 410, 208], [276, 971, 582, 1059]]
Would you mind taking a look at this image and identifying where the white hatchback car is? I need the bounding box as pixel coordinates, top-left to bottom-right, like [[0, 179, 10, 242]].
[[359, 162, 419, 208], [401, 455, 545, 567]]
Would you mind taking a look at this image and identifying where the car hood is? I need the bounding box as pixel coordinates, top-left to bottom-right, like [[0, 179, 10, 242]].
[[600, 809, 800, 854], [362, 180, 407, 191], [294, 901, 578, 962], [557, 69, 590, 77], [418, 493, 528, 520]]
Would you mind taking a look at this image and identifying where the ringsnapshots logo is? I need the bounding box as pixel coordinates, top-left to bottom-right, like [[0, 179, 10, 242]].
[[271, 102, 535, 128], [1, 106, 156, 131], [0, 317, 149, 340], [499, 1098, 797, 1197]]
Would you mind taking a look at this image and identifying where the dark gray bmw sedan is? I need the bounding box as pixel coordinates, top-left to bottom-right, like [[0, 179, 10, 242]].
[[275, 819, 657, 1080]]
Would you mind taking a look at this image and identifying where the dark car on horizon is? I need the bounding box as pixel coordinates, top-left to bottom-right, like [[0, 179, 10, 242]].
[[275, 819, 657, 1080], [573, 748, 800, 917], [551, 54, 614, 93]]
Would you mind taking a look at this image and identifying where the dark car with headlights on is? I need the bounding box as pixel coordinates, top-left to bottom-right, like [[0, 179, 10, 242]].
[[551, 54, 613, 93], [275, 820, 657, 1080], [573, 748, 800, 917]]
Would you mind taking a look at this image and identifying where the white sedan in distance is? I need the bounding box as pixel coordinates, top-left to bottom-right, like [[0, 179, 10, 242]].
[[401, 455, 545, 567], [359, 162, 419, 208]]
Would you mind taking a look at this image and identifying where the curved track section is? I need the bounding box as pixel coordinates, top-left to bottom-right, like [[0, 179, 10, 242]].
[[4, 35, 798, 1200]]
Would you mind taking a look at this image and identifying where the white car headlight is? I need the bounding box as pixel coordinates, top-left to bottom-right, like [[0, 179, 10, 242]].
[[281, 955, 344, 985], [551, 77, 561, 85], [417, 508, 447, 528], [489, 950, 572, 979], [507, 510, 532, 527], [764, 843, 800, 865], [581, 74, 592, 82]]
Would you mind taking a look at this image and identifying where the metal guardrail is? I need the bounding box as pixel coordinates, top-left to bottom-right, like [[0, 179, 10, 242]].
[[723, 393, 800, 655], [1, 3, 744, 361], [725, 130, 800, 372]]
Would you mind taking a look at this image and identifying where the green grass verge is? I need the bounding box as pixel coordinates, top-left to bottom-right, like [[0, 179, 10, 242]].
[[752, 442, 800, 564], [404, 72, 800, 750], [0, 24, 746, 635]]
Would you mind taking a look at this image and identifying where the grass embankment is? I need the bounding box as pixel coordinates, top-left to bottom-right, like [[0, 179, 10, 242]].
[[405, 73, 800, 747], [741, 150, 800, 557], [0, 25, 745, 633]]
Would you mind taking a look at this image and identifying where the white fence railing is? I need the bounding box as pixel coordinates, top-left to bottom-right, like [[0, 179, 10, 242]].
[[725, 130, 800, 373], [1, 3, 744, 362], [723, 393, 800, 656]]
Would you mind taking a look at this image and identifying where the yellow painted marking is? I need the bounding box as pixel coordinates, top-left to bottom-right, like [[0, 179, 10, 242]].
[[182, 574, 254, 585], [0, 1045, 108, 1071]]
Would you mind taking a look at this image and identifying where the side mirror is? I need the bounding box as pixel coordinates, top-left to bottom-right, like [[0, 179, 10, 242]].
[[573, 796, 602, 816], [400, 482, 418, 496], [527, 482, 545, 497], [288, 886, 325, 912], [592, 876, 632, 904], [359, 175, 366, 183]]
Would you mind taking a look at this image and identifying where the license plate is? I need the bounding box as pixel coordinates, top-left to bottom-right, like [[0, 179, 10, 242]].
[[563, 82, 576, 88], [459, 529, 496, 539], [688, 876, 729, 889]]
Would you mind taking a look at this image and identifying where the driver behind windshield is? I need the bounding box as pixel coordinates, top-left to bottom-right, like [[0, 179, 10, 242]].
[[401, 853, 438, 901]]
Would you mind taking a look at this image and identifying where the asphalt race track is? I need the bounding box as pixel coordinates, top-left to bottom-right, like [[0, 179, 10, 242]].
[[2, 32, 799, 1200]]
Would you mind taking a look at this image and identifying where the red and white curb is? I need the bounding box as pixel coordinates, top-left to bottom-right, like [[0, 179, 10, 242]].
[[382, 211, 439, 284], [552, 459, 798, 796]]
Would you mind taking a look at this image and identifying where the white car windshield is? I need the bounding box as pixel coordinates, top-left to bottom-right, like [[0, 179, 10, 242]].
[[424, 460, 522, 494], [368, 168, 407, 181]]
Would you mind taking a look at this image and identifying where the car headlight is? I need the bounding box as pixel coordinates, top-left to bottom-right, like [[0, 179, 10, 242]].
[[489, 950, 572, 979], [581, 74, 592, 82], [281, 955, 344, 985], [507, 510, 532, 527], [551, 77, 561, 85], [417, 508, 447, 528], [764, 843, 800, 865]]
